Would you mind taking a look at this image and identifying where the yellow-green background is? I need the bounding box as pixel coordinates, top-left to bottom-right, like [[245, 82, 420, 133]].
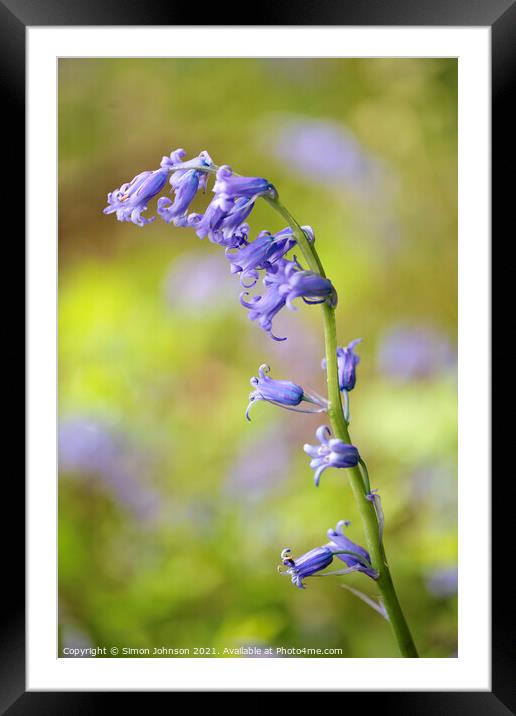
[[58, 58, 457, 658]]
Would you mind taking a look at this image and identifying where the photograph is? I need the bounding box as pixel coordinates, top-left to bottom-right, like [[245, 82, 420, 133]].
[[57, 57, 458, 660]]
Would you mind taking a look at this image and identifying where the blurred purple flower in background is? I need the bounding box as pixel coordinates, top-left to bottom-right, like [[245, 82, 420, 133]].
[[162, 253, 237, 313], [425, 566, 458, 598], [61, 624, 93, 656], [224, 426, 291, 501], [59, 417, 160, 522], [409, 461, 457, 514], [269, 117, 382, 196], [376, 324, 456, 380]]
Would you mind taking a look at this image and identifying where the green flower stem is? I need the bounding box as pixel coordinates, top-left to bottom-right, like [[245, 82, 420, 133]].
[[265, 195, 419, 658]]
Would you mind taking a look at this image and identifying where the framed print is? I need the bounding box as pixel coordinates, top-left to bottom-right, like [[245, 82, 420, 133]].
[[2, 0, 509, 710]]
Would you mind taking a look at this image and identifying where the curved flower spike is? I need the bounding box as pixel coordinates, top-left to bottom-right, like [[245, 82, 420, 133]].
[[245, 364, 325, 420], [278, 546, 334, 589], [326, 520, 378, 579], [322, 338, 362, 392], [303, 425, 360, 486], [104, 167, 169, 226]]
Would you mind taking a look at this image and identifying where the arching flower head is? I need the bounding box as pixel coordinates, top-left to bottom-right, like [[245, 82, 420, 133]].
[[103, 167, 169, 226], [279, 546, 334, 589], [303, 425, 360, 486]]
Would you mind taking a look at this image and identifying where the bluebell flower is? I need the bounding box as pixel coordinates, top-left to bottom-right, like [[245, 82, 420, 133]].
[[246, 364, 303, 419], [187, 194, 235, 240], [303, 425, 360, 486], [215, 197, 255, 246], [186, 164, 276, 245], [326, 520, 377, 579], [213, 165, 276, 201], [283, 267, 338, 310], [322, 339, 362, 392], [279, 546, 334, 589], [226, 228, 296, 287], [160, 148, 213, 182], [157, 149, 215, 227], [103, 167, 169, 226], [157, 170, 200, 227], [239, 276, 288, 341], [160, 147, 189, 170], [245, 364, 325, 420], [240, 259, 337, 341]]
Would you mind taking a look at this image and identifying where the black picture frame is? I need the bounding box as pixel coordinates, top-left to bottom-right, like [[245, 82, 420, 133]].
[[4, 0, 507, 711]]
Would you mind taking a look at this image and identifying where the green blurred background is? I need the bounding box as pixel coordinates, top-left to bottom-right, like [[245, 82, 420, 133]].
[[58, 58, 457, 658]]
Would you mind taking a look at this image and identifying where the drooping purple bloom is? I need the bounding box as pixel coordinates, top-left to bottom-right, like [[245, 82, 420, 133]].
[[279, 546, 334, 589], [226, 228, 296, 287], [240, 259, 337, 341], [157, 150, 216, 227], [160, 148, 213, 184], [303, 425, 360, 486], [246, 364, 304, 420], [160, 147, 191, 170], [215, 197, 255, 246], [240, 277, 288, 341], [103, 167, 169, 226], [157, 170, 199, 227], [326, 520, 377, 579], [185, 164, 276, 245], [322, 339, 362, 392], [213, 164, 276, 201], [187, 194, 235, 240]]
